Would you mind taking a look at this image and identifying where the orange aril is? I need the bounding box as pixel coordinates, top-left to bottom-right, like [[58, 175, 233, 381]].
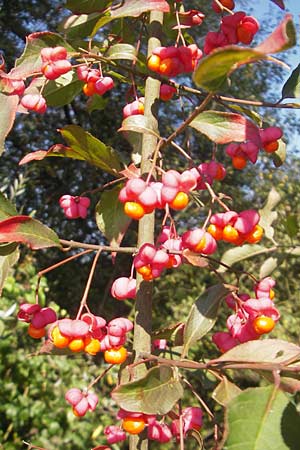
[[169, 192, 189, 210], [104, 346, 128, 364], [122, 417, 146, 435], [28, 324, 46, 339]]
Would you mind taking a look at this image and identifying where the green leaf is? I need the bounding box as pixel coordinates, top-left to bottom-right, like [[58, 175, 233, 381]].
[[0, 193, 18, 220], [216, 339, 300, 365], [193, 46, 265, 92], [43, 71, 83, 107], [259, 256, 279, 279], [95, 186, 131, 247], [86, 95, 108, 113], [0, 93, 19, 155], [224, 386, 300, 450], [0, 248, 19, 296], [0, 215, 61, 250], [91, 0, 170, 36], [112, 365, 183, 415], [224, 104, 263, 127], [59, 13, 102, 39], [0, 243, 18, 256], [283, 214, 298, 238], [281, 64, 300, 99], [189, 111, 260, 145], [11, 32, 73, 79], [271, 139, 286, 167], [66, 0, 111, 14], [119, 115, 160, 138], [60, 125, 122, 174], [152, 322, 184, 346], [218, 244, 267, 273], [182, 284, 229, 357], [106, 43, 138, 61], [259, 187, 281, 242], [212, 378, 242, 406]]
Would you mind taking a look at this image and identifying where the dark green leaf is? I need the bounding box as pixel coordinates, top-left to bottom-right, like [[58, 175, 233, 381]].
[[283, 215, 298, 238], [66, 0, 111, 14], [271, 139, 286, 167], [112, 365, 183, 415], [0, 193, 18, 220], [59, 13, 102, 39], [0, 248, 19, 296], [182, 284, 229, 357], [282, 64, 300, 99]]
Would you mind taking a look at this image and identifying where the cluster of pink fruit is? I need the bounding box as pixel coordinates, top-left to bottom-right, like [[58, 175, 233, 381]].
[[204, 11, 259, 54], [104, 406, 202, 444], [226, 126, 283, 169], [213, 277, 279, 352], [118, 163, 226, 221], [207, 209, 263, 245], [17, 303, 57, 339], [21, 46, 72, 114], [65, 388, 99, 417], [122, 97, 145, 118], [147, 44, 203, 77], [49, 314, 133, 356], [59, 195, 91, 219], [77, 64, 114, 97]]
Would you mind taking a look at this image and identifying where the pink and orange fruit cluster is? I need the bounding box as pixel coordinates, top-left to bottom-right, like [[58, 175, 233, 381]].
[[104, 406, 202, 444], [17, 303, 57, 338], [213, 277, 279, 352], [147, 44, 202, 77], [49, 314, 132, 359], [77, 65, 114, 97], [65, 388, 98, 417], [59, 195, 90, 219]]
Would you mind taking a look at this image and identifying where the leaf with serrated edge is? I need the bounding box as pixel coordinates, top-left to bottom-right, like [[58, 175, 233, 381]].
[[182, 284, 229, 357], [282, 64, 300, 99], [95, 186, 131, 247], [189, 110, 261, 146], [224, 386, 300, 450], [112, 365, 183, 415], [0, 216, 61, 250], [212, 378, 242, 406], [218, 244, 267, 273], [216, 339, 300, 364]]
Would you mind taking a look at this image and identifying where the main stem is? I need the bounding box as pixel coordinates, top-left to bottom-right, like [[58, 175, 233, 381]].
[[129, 10, 163, 450]]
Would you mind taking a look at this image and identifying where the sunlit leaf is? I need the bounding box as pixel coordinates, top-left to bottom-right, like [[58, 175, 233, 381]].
[[189, 110, 261, 146], [271, 139, 286, 167], [212, 378, 242, 406], [0, 93, 19, 155], [255, 14, 296, 55], [224, 386, 300, 450], [107, 43, 137, 61], [259, 256, 279, 279], [112, 365, 183, 415], [218, 244, 267, 273], [0, 215, 61, 250], [259, 187, 281, 242], [43, 71, 83, 107], [66, 0, 111, 14], [0, 248, 19, 296]]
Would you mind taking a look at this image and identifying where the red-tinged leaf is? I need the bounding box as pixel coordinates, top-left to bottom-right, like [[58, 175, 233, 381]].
[[0, 215, 61, 249], [0, 93, 19, 155], [10, 32, 73, 79], [193, 46, 265, 92], [110, 0, 170, 18], [255, 14, 296, 54], [91, 0, 170, 36], [95, 186, 131, 247], [189, 110, 261, 146], [119, 163, 141, 179], [182, 249, 208, 267], [19, 144, 72, 165], [270, 0, 285, 9]]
